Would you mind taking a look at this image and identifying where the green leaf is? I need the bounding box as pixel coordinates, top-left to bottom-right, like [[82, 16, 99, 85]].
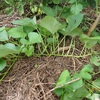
[[61, 7, 71, 18], [12, 17, 36, 27], [0, 30, 8, 41], [20, 38, 29, 45], [80, 64, 93, 80], [23, 26, 34, 33], [90, 55, 100, 66], [87, 93, 100, 100], [18, 4, 24, 16], [28, 32, 42, 44], [54, 88, 64, 96], [56, 70, 70, 86], [53, 0, 60, 4], [25, 46, 34, 57], [5, 7, 13, 15], [47, 37, 58, 44], [92, 31, 100, 44], [87, 0, 96, 8], [93, 78, 100, 87], [4, 0, 14, 5], [92, 31, 100, 37], [38, 26, 52, 36], [0, 43, 18, 58], [80, 35, 100, 41], [67, 28, 83, 37], [71, 73, 83, 90], [80, 34, 89, 43], [69, 0, 76, 3], [80, 34, 98, 49], [0, 59, 6, 71], [71, 4, 83, 14], [73, 87, 89, 98], [0, 26, 5, 31], [61, 93, 72, 100], [42, 6, 56, 16], [66, 14, 84, 32], [8, 26, 26, 38], [40, 16, 62, 34]]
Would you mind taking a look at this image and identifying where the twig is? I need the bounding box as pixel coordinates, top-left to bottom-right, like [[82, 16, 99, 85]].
[[72, 57, 76, 71], [56, 46, 69, 53], [87, 14, 100, 36], [41, 78, 80, 99], [37, 73, 46, 100]]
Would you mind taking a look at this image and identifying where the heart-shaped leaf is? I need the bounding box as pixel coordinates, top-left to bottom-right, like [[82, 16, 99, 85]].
[[28, 32, 42, 44], [56, 70, 70, 86], [42, 6, 56, 16], [66, 14, 84, 32], [40, 16, 62, 34], [0, 43, 18, 58], [20, 38, 29, 45], [12, 17, 36, 27], [8, 26, 26, 38]]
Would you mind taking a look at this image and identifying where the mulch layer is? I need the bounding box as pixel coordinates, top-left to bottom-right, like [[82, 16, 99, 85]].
[[0, 56, 90, 100]]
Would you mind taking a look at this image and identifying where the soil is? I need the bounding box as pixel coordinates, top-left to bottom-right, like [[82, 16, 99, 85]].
[[0, 12, 21, 27]]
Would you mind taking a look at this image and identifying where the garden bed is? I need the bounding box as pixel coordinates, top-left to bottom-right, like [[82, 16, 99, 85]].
[[0, 1, 100, 100]]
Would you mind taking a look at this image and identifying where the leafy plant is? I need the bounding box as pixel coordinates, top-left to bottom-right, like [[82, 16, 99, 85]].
[[54, 64, 100, 100], [0, 1, 100, 99]]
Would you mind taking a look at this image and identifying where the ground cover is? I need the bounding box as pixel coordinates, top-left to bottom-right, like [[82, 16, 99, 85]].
[[0, 0, 100, 100]]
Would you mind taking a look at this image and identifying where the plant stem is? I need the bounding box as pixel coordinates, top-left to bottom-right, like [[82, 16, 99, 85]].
[[66, 37, 74, 56], [35, 53, 92, 58], [41, 78, 81, 98], [0, 57, 18, 82], [87, 13, 100, 36], [62, 36, 66, 55], [80, 44, 86, 56]]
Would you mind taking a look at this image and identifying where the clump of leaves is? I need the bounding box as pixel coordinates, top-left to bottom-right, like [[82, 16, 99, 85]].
[[54, 63, 100, 100]]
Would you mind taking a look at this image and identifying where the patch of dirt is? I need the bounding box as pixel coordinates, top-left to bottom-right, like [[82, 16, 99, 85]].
[[0, 56, 90, 100], [0, 12, 21, 27]]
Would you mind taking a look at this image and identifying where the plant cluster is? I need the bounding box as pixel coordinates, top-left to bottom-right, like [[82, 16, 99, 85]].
[[2, 0, 100, 15], [0, 0, 100, 100], [54, 56, 100, 100]]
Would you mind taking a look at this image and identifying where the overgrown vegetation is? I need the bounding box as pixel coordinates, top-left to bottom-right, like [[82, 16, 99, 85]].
[[0, 0, 100, 100]]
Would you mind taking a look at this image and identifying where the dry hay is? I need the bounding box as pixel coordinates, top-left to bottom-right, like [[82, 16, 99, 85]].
[[0, 56, 90, 100]]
